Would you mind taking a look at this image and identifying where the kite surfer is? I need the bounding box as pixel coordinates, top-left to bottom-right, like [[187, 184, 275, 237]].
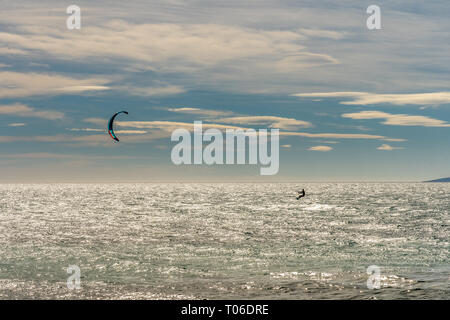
[[296, 189, 305, 200]]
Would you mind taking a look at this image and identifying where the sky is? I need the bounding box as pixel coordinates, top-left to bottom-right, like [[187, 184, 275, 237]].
[[0, 0, 449, 182]]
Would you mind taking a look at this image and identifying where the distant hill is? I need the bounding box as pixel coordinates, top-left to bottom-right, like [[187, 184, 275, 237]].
[[424, 177, 450, 182]]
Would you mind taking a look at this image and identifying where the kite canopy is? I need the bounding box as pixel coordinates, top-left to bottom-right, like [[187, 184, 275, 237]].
[[108, 111, 128, 142]]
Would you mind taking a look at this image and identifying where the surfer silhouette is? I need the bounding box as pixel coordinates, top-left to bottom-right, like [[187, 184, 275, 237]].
[[296, 189, 305, 200]]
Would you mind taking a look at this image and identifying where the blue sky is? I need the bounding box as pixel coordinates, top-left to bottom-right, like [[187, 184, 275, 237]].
[[0, 0, 449, 182]]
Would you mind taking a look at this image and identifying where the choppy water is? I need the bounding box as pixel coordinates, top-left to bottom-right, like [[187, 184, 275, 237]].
[[0, 183, 448, 299]]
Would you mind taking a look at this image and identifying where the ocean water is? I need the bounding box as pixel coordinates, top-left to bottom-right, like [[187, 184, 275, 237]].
[[0, 183, 448, 300]]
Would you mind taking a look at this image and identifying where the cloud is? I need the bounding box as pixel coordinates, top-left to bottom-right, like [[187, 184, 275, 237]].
[[67, 128, 104, 132], [0, 71, 110, 98], [0, 152, 136, 160], [281, 131, 403, 141], [115, 130, 148, 134], [293, 92, 450, 106], [0, 103, 63, 120], [0, 71, 184, 99], [217, 116, 312, 130], [168, 107, 234, 117], [377, 144, 403, 151], [55, 86, 111, 93], [67, 127, 147, 134], [383, 138, 407, 142], [342, 111, 450, 127], [0, 21, 337, 75], [0, 135, 65, 143], [0, 133, 148, 147], [299, 28, 346, 40], [117, 120, 248, 133], [121, 85, 185, 96], [308, 145, 333, 151], [0, 133, 117, 146], [315, 140, 339, 144], [274, 52, 338, 71], [2, 2, 450, 96], [83, 117, 404, 141], [0, 118, 404, 146], [0, 23, 297, 64], [0, 47, 28, 55], [115, 119, 403, 141]]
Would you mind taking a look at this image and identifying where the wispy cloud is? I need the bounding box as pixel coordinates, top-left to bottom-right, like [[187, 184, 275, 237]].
[[1, 152, 137, 160], [0, 21, 338, 81], [377, 144, 403, 151], [66, 128, 104, 132], [293, 92, 450, 106], [0, 71, 110, 98], [55, 85, 110, 93], [115, 130, 148, 134], [107, 119, 403, 141], [121, 85, 185, 96], [314, 140, 339, 144], [217, 116, 312, 130], [308, 145, 333, 151], [0, 103, 63, 120], [0, 47, 27, 55], [0, 71, 184, 99], [82, 115, 403, 142], [342, 111, 450, 127], [281, 131, 404, 141], [0, 133, 127, 147], [168, 107, 234, 117], [117, 120, 248, 132], [299, 28, 346, 40]]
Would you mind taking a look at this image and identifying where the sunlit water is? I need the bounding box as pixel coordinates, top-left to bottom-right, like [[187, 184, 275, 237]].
[[0, 183, 448, 299]]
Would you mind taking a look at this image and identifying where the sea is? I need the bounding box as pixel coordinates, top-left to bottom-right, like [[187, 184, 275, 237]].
[[0, 183, 448, 299]]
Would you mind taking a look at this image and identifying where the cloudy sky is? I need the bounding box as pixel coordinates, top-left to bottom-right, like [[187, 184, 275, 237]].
[[0, 0, 449, 182]]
